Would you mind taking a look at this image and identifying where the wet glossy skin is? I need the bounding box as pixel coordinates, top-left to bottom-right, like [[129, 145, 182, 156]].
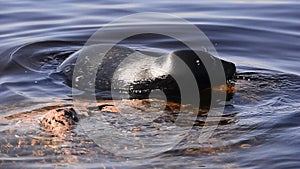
[[57, 45, 236, 101]]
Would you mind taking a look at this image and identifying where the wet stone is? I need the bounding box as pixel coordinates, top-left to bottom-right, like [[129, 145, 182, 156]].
[[39, 108, 79, 135]]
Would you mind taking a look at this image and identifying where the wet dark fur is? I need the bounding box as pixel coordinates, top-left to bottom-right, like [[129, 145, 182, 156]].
[[57, 45, 236, 104]]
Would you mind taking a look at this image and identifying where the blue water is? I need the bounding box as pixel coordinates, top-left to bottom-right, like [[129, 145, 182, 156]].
[[0, 0, 299, 168]]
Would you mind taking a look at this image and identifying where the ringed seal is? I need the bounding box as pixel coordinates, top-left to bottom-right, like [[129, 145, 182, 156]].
[[57, 45, 236, 102]]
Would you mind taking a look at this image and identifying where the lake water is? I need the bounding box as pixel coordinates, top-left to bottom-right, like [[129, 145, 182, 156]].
[[0, 0, 299, 168]]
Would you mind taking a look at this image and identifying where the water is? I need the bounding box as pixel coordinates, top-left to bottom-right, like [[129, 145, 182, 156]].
[[0, 0, 299, 168]]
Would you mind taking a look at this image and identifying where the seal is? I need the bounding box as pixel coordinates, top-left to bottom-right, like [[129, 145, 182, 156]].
[[57, 45, 236, 101]]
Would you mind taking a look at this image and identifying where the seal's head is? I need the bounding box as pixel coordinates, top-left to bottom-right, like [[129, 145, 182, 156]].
[[157, 50, 236, 89]]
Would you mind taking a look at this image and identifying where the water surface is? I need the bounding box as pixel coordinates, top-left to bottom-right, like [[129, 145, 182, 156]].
[[0, 0, 299, 168]]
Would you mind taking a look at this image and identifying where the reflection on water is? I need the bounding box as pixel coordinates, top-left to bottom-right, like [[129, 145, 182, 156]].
[[0, 0, 299, 168]]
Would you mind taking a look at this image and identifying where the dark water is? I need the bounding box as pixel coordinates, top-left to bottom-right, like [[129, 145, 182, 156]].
[[0, 0, 299, 168]]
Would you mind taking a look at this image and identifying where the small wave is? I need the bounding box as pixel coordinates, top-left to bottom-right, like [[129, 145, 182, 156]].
[[10, 40, 81, 73]]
